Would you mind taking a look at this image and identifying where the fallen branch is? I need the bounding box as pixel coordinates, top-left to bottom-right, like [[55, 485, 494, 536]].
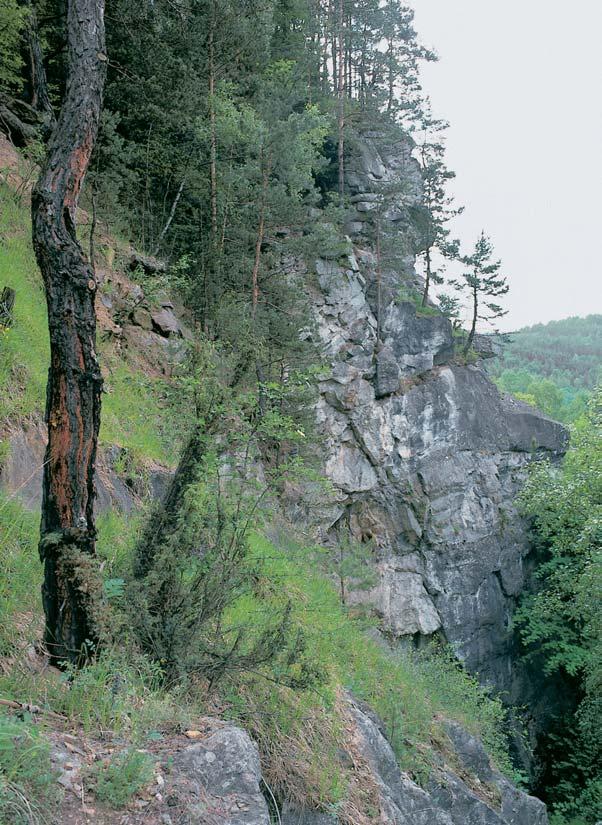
[[0, 696, 66, 721]]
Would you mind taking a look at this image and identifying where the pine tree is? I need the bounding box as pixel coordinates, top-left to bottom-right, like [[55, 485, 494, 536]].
[[416, 102, 462, 306], [451, 232, 509, 355], [0, 0, 26, 92], [32, 0, 106, 666]]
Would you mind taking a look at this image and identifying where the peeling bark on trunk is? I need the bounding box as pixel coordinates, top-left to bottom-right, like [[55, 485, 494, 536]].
[[31, 0, 106, 667]]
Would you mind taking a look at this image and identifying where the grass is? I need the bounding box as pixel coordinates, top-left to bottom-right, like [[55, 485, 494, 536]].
[[0, 190, 49, 423], [226, 534, 512, 781], [0, 495, 39, 654], [0, 183, 177, 465], [397, 285, 442, 318], [0, 710, 58, 824]]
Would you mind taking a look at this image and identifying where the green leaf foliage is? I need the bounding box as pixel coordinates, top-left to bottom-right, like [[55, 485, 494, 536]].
[[516, 391, 602, 822], [0, 0, 26, 92]]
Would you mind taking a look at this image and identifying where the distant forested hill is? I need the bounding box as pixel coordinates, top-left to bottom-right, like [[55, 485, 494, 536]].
[[488, 315, 602, 422]]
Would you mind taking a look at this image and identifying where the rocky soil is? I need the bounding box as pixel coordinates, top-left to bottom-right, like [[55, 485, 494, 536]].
[[43, 694, 546, 825]]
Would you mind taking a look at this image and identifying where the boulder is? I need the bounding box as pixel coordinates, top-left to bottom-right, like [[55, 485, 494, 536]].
[[131, 305, 154, 330], [151, 306, 181, 337], [172, 725, 270, 825]]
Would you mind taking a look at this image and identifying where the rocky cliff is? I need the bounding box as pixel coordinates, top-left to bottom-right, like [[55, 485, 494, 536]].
[[300, 133, 568, 701]]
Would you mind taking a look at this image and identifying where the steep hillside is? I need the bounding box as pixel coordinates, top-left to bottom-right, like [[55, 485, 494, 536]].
[[492, 316, 601, 390], [0, 136, 547, 824], [2, 0, 595, 819], [0, 133, 186, 512]]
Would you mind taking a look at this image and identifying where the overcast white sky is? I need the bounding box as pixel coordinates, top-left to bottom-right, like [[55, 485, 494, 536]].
[[412, 0, 602, 330]]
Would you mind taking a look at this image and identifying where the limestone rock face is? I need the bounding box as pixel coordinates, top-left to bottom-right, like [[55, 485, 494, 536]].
[[300, 135, 569, 697], [307, 244, 567, 691]]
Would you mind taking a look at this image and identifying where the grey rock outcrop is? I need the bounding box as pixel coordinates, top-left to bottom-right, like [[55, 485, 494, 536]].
[[0, 420, 170, 514], [298, 134, 568, 699], [283, 699, 547, 825], [47, 722, 270, 824]]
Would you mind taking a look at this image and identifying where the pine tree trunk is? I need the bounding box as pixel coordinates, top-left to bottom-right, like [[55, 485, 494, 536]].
[[375, 210, 382, 345], [329, 0, 337, 93], [387, 36, 394, 114], [153, 176, 185, 257], [31, 0, 106, 667], [465, 285, 478, 355], [421, 245, 432, 306], [337, 0, 345, 202], [208, 8, 218, 244]]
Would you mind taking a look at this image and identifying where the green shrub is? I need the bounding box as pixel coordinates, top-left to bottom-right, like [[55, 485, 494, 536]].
[[88, 749, 154, 808], [515, 392, 602, 821]]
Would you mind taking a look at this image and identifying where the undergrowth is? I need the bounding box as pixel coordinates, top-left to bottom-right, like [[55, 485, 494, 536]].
[[86, 749, 155, 808], [0, 494, 514, 817], [0, 710, 58, 824], [221, 534, 513, 800]]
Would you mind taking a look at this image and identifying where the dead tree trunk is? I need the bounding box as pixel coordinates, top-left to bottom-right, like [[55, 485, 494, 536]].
[[31, 0, 107, 667]]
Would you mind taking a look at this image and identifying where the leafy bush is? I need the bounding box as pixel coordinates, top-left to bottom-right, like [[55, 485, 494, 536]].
[[516, 391, 602, 822], [129, 362, 321, 688]]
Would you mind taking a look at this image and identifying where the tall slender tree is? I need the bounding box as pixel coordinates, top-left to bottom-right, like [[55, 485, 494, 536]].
[[31, 0, 107, 666], [416, 104, 462, 306], [451, 232, 509, 355]]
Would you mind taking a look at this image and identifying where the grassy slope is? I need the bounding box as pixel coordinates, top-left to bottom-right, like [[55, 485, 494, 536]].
[[0, 498, 514, 816], [0, 183, 177, 464]]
